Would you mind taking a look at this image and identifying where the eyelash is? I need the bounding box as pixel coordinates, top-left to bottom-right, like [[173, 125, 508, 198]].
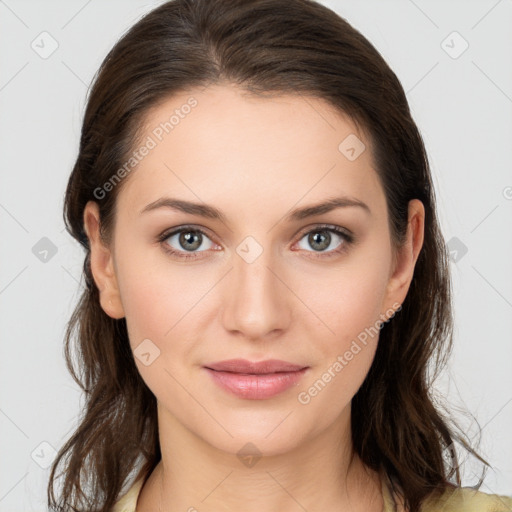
[[156, 224, 355, 261]]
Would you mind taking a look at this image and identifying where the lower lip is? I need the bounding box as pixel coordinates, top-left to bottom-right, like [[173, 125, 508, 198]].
[[204, 367, 308, 399]]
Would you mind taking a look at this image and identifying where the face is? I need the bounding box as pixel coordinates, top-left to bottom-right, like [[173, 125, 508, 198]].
[[84, 83, 423, 457]]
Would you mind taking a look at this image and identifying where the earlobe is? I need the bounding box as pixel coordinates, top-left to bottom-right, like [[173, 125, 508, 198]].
[[382, 199, 425, 316], [83, 201, 125, 319]]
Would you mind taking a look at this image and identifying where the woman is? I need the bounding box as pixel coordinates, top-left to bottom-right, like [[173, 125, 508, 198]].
[[47, 0, 512, 511]]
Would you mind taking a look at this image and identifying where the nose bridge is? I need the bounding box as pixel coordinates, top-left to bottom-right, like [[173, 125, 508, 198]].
[[221, 235, 291, 338]]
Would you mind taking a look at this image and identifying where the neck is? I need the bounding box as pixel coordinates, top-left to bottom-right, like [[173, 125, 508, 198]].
[[139, 403, 383, 512]]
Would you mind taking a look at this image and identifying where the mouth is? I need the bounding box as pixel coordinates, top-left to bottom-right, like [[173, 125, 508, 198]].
[[203, 358, 308, 374], [202, 360, 309, 400]]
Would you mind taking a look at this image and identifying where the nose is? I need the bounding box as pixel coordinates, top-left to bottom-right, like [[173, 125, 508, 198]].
[[220, 246, 292, 341]]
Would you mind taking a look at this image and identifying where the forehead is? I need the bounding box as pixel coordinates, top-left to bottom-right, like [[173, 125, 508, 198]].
[[116, 83, 384, 221]]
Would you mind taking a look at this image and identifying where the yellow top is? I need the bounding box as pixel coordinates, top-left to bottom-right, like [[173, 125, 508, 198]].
[[111, 472, 512, 512]]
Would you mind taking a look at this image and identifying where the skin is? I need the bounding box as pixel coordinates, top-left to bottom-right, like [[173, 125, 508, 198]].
[[83, 82, 424, 512]]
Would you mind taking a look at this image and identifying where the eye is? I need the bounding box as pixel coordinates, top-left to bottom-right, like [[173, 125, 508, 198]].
[[295, 225, 354, 258], [158, 226, 217, 260], [157, 224, 355, 261]]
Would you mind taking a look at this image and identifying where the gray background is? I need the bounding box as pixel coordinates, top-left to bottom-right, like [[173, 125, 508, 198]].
[[1, 0, 511, 509]]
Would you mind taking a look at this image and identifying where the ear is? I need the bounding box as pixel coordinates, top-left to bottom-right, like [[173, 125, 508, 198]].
[[83, 201, 125, 319], [381, 199, 425, 319]]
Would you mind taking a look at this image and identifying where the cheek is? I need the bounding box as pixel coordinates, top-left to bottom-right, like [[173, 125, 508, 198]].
[[113, 239, 213, 389], [113, 236, 175, 360], [114, 232, 189, 341], [309, 246, 391, 350], [295, 282, 385, 422], [332, 269, 388, 337], [117, 267, 189, 400], [296, 243, 391, 404]]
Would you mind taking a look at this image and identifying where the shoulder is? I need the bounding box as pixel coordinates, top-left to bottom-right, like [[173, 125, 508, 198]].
[[113, 475, 512, 512], [383, 475, 512, 512], [420, 486, 512, 512], [111, 476, 145, 512]]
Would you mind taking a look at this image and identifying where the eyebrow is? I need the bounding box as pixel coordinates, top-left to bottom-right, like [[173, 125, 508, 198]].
[[139, 195, 371, 223]]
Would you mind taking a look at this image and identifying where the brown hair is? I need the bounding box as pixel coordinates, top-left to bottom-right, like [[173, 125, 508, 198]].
[[48, 0, 487, 510]]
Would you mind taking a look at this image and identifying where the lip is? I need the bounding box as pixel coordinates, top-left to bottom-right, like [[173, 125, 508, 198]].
[[203, 359, 309, 400], [204, 358, 307, 374]]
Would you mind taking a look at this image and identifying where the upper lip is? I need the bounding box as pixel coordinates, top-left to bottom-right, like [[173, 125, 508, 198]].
[[204, 359, 308, 374]]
